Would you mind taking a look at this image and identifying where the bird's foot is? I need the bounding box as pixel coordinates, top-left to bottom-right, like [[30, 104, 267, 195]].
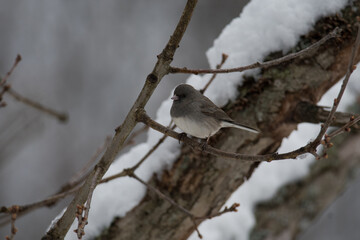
[[178, 132, 187, 144], [200, 138, 210, 151], [200, 141, 207, 151]]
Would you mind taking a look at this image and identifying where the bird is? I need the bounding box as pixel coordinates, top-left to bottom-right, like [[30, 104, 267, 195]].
[[170, 84, 259, 144]]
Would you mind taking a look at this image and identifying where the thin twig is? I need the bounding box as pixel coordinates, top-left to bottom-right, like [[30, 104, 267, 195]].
[[311, 24, 360, 147], [199, 53, 228, 94], [101, 125, 174, 184], [74, 167, 101, 239], [6, 88, 68, 122], [0, 186, 81, 228], [0, 54, 21, 86], [328, 115, 360, 138], [3, 205, 19, 240], [127, 171, 203, 238], [0, 55, 21, 108], [9, 212, 17, 240], [195, 203, 240, 220], [169, 28, 339, 75], [0, 54, 68, 122]]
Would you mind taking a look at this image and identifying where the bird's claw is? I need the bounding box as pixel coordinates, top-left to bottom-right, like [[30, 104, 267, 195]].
[[200, 141, 207, 151], [178, 132, 187, 144]]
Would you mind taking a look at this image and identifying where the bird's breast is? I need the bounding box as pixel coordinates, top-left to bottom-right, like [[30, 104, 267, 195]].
[[172, 116, 221, 139]]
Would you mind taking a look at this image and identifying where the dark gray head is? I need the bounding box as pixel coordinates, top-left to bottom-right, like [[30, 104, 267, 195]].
[[171, 84, 200, 103]]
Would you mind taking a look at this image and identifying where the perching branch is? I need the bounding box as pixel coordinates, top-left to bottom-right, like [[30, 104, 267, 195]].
[[42, 1, 198, 239], [136, 96, 359, 162], [169, 28, 340, 75]]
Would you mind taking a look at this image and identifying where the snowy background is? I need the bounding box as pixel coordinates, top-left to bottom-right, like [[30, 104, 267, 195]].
[[1, 0, 360, 239]]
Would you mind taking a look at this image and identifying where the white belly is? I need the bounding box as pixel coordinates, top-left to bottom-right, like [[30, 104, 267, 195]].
[[172, 116, 220, 139]]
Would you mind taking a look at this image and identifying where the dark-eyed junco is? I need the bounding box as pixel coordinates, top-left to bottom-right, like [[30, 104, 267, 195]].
[[170, 84, 259, 143]]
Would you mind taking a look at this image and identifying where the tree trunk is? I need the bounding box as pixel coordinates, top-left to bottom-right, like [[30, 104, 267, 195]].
[[99, 2, 360, 239]]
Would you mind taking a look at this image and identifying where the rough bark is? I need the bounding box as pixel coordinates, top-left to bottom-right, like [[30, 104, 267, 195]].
[[98, 2, 360, 240]]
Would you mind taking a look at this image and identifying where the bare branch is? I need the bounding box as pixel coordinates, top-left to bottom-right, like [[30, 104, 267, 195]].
[[0, 54, 21, 86], [169, 28, 339, 75], [199, 53, 228, 94], [0, 54, 22, 107], [0, 54, 68, 122], [328, 115, 360, 138], [0, 186, 80, 228], [3, 206, 19, 240], [74, 167, 101, 239], [6, 88, 68, 122], [195, 203, 240, 220]]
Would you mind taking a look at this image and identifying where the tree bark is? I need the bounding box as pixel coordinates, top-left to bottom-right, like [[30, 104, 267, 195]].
[[99, 2, 360, 239]]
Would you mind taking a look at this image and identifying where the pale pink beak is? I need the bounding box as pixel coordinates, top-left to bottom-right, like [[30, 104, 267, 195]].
[[171, 94, 179, 101]]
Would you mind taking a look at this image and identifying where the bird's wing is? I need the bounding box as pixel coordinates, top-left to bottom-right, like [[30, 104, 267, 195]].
[[199, 97, 233, 122]]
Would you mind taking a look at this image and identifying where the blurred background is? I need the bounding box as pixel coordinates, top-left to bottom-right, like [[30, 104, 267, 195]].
[[0, 1, 359, 239]]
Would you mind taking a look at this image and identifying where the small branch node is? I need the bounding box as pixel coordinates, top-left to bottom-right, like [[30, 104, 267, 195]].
[[146, 73, 158, 84]]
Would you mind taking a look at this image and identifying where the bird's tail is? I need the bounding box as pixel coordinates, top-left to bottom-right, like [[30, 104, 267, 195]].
[[221, 120, 259, 134]]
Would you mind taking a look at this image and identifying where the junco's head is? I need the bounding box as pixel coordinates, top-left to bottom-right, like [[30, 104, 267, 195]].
[[171, 84, 200, 103], [170, 84, 258, 143]]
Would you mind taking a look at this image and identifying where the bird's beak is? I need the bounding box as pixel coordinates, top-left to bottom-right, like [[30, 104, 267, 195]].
[[171, 94, 179, 101]]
